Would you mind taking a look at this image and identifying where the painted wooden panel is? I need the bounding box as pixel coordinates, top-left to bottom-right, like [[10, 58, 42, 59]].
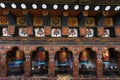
[[44, 27, 51, 35], [85, 18, 95, 27], [97, 27, 104, 36], [62, 27, 69, 35], [79, 27, 86, 36], [115, 27, 120, 37], [0, 16, 8, 25], [33, 17, 43, 26], [7, 26, 15, 35], [17, 17, 26, 25], [68, 18, 78, 27], [50, 17, 61, 27], [103, 18, 113, 27]]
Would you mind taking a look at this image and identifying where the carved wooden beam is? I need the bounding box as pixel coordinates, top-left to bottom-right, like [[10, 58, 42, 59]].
[[78, 12, 85, 26], [62, 12, 68, 26], [3, 9, 16, 25], [95, 12, 105, 26], [23, 10, 33, 25], [42, 10, 49, 26], [114, 14, 120, 26]]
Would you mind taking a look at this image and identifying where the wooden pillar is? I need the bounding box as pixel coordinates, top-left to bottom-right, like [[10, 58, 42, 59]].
[[0, 46, 10, 77], [21, 46, 33, 77], [46, 47, 57, 79], [24, 54, 31, 77], [115, 47, 120, 74], [70, 46, 81, 79], [93, 47, 105, 78], [117, 52, 120, 74]]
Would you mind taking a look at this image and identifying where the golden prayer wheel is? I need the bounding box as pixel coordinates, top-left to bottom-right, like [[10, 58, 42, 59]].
[[58, 48, 68, 66], [79, 51, 89, 65], [37, 47, 47, 62], [102, 50, 110, 61], [15, 50, 24, 60], [80, 51, 89, 61]]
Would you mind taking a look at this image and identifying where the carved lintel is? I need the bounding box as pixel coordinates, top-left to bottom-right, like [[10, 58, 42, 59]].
[[92, 46, 107, 54], [69, 46, 83, 55], [20, 46, 35, 54], [115, 47, 120, 52], [45, 46, 58, 54], [0, 46, 11, 54]]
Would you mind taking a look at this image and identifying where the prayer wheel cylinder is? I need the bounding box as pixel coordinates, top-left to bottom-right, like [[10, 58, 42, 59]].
[[37, 48, 47, 62], [79, 51, 89, 65], [58, 48, 68, 66], [15, 50, 24, 60], [102, 50, 110, 61]]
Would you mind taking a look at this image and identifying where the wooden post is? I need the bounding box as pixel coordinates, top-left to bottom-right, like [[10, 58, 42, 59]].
[[0, 54, 7, 77], [46, 46, 57, 79], [70, 46, 82, 79], [0, 46, 10, 77], [24, 54, 31, 77], [21, 46, 33, 77], [115, 47, 120, 74], [93, 47, 105, 78], [73, 54, 79, 79]]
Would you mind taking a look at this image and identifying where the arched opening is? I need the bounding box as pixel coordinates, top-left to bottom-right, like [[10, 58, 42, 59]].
[[31, 47, 48, 77], [7, 47, 25, 76], [55, 47, 73, 77], [103, 48, 119, 77], [79, 48, 96, 77]]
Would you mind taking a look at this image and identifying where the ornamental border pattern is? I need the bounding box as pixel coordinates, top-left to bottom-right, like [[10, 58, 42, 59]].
[[0, 37, 120, 42]]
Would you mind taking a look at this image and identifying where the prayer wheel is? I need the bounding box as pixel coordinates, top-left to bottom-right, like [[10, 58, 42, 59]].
[[80, 51, 89, 65], [15, 50, 24, 60], [102, 50, 110, 69], [37, 47, 47, 65], [58, 48, 69, 66], [102, 50, 110, 62], [15, 50, 24, 64]]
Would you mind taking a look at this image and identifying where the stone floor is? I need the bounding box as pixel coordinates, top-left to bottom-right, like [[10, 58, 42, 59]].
[[2, 70, 120, 80]]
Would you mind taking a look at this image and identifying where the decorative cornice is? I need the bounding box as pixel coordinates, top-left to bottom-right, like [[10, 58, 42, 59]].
[[0, 37, 120, 42], [0, 37, 120, 46]]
